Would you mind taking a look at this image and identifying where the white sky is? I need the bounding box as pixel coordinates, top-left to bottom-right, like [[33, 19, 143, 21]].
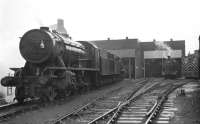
[[0, 0, 200, 77]]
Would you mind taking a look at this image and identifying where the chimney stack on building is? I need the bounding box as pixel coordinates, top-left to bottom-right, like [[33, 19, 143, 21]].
[[56, 19, 67, 34]]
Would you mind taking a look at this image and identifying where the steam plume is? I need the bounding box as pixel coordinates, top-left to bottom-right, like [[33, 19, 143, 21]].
[[154, 40, 172, 58], [35, 17, 44, 26]]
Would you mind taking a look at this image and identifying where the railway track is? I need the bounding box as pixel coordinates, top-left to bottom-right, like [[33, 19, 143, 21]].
[[52, 79, 190, 124], [0, 99, 41, 122], [105, 80, 189, 124], [0, 98, 7, 105], [0, 79, 148, 123], [52, 78, 158, 124], [0, 98, 25, 111], [151, 83, 188, 124]]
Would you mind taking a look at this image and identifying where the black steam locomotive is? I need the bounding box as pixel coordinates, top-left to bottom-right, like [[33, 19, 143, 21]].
[[163, 56, 178, 79], [1, 27, 122, 103]]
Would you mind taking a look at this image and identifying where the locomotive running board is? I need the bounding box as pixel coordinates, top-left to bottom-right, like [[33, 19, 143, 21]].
[[43, 67, 99, 72]]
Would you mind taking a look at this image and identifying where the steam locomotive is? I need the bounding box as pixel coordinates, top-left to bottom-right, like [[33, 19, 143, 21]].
[[163, 56, 179, 79], [1, 27, 122, 103]]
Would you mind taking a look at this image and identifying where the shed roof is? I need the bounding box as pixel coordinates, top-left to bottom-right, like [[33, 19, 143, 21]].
[[92, 38, 139, 50], [140, 40, 185, 56]]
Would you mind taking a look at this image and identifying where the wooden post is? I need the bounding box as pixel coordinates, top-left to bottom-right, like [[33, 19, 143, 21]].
[[199, 36, 200, 79], [134, 58, 136, 79], [144, 59, 146, 78], [129, 58, 131, 79], [162, 56, 163, 76]]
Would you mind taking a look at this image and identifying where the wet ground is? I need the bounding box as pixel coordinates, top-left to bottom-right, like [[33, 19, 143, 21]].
[[2, 79, 200, 124], [1, 79, 145, 124], [171, 81, 200, 124], [156, 80, 200, 124]]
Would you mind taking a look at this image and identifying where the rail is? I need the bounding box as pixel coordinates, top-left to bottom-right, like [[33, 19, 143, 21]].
[[52, 78, 149, 124], [105, 79, 159, 124]]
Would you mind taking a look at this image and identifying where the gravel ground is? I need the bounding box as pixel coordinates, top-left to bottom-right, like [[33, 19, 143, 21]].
[[170, 81, 200, 124], [2, 79, 144, 124]]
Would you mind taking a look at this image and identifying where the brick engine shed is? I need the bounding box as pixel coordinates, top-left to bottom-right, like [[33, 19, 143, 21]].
[[92, 38, 185, 79]]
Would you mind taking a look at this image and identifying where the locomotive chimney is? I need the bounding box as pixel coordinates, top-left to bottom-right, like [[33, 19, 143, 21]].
[[40, 27, 49, 30]]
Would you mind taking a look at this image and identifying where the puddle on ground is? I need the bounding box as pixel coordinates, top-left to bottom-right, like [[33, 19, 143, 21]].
[[174, 82, 200, 98], [155, 81, 200, 124], [168, 81, 200, 124], [181, 83, 200, 93]]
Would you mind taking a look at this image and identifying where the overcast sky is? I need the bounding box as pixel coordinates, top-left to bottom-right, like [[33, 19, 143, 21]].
[[0, 0, 200, 77]]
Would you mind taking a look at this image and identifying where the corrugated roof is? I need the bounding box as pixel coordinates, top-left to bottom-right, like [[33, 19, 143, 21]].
[[92, 38, 139, 50]]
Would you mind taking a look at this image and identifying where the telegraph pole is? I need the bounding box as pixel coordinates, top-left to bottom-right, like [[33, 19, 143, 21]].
[[199, 35, 200, 79]]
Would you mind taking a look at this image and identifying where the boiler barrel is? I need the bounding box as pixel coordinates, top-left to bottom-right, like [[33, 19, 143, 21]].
[[20, 28, 85, 64]]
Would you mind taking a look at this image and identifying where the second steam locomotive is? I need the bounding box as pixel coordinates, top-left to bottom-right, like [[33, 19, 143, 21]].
[[1, 27, 122, 103], [163, 56, 179, 79]]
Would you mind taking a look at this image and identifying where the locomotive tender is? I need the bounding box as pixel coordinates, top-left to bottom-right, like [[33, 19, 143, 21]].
[[1, 27, 122, 103]]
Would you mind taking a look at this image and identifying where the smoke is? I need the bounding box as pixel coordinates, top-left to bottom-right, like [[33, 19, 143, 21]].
[[35, 17, 44, 27], [49, 24, 57, 30], [154, 40, 172, 58]]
